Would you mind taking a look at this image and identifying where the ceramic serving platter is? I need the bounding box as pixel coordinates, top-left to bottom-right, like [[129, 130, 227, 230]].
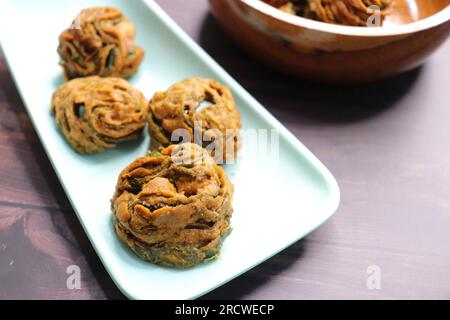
[[0, 0, 340, 299]]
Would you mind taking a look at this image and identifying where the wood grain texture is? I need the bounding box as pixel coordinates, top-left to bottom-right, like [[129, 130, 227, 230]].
[[209, 0, 450, 83], [1, 0, 450, 299]]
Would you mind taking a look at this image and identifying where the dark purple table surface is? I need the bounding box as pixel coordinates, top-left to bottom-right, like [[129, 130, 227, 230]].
[[1, 0, 450, 299]]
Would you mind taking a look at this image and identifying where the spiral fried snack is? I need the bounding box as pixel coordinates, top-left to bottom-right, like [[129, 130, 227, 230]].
[[307, 0, 391, 26], [264, 0, 392, 26], [51, 76, 148, 153], [112, 143, 234, 268], [147, 77, 241, 164], [58, 7, 144, 80]]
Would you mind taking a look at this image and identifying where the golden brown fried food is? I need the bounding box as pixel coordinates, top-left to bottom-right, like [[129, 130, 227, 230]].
[[264, 0, 391, 26], [308, 0, 391, 26], [51, 76, 147, 153], [147, 77, 241, 164], [112, 143, 234, 268], [58, 7, 144, 80]]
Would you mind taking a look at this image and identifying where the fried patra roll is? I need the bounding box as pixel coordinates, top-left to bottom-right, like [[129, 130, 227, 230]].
[[147, 77, 241, 164], [264, 0, 391, 26], [51, 76, 147, 153], [58, 7, 144, 80], [112, 143, 234, 268], [307, 0, 391, 26]]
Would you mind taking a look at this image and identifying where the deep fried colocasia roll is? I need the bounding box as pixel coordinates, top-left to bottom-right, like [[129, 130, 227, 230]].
[[263, 0, 392, 26], [306, 0, 392, 26], [112, 143, 234, 268], [51, 76, 147, 153], [147, 77, 242, 164], [58, 7, 144, 80]]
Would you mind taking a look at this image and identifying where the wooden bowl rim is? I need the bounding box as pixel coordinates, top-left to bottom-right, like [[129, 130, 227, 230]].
[[241, 0, 450, 37]]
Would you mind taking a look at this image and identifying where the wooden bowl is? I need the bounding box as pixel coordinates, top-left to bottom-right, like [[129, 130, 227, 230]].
[[209, 0, 450, 83]]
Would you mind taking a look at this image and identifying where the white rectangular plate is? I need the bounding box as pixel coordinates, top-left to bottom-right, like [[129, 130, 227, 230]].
[[0, 0, 340, 299]]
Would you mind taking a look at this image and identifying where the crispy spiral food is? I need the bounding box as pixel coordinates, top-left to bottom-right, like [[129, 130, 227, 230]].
[[147, 77, 241, 164], [263, 0, 392, 26], [58, 7, 144, 80], [51, 76, 148, 153], [112, 143, 234, 268]]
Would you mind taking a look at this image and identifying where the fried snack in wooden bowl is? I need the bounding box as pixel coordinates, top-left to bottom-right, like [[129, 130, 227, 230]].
[[209, 0, 450, 83], [51, 76, 147, 153], [265, 0, 392, 27], [58, 7, 144, 80], [112, 143, 234, 268]]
